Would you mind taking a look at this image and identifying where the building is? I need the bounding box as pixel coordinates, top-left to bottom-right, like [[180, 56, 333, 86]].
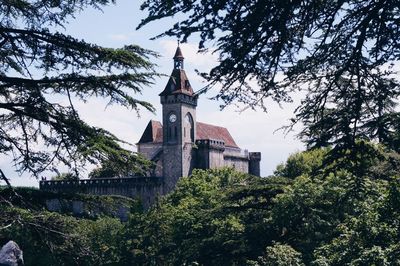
[[39, 46, 261, 208], [137, 46, 261, 194]]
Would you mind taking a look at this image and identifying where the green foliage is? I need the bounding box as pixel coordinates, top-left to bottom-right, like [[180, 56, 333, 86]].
[[125, 146, 400, 265], [127, 168, 288, 265], [0, 0, 158, 182], [51, 172, 79, 181], [0, 188, 138, 265], [274, 148, 329, 179], [89, 152, 153, 179], [255, 244, 304, 266], [312, 183, 399, 266], [76, 218, 127, 265], [1, 206, 90, 265], [271, 145, 400, 264]]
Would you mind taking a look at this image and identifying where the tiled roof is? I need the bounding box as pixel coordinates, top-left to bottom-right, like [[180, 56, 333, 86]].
[[137, 120, 163, 144], [196, 122, 238, 148], [159, 69, 194, 96], [137, 120, 239, 148]]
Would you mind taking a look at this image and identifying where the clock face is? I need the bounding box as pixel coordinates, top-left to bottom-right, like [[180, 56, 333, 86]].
[[169, 114, 177, 123]]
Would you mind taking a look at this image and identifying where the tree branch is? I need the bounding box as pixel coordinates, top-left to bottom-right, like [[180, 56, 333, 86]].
[[0, 169, 12, 187]]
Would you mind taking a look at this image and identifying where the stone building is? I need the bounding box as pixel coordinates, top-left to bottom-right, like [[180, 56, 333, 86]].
[[137, 46, 261, 194], [40, 46, 261, 208]]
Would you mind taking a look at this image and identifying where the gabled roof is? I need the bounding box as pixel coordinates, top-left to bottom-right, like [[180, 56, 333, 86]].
[[137, 120, 239, 148], [196, 122, 238, 148], [159, 69, 194, 96], [137, 120, 163, 144]]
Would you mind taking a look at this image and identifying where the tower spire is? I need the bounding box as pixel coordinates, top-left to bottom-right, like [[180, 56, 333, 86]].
[[160, 46, 194, 96], [173, 45, 184, 69]]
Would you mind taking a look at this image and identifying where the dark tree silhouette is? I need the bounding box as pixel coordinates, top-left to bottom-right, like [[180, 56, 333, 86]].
[[139, 0, 400, 149], [0, 1, 157, 184]]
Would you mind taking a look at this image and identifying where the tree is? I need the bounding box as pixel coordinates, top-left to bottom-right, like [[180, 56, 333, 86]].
[[88, 152, 152, 178], [138, 0, 400, 149], [274, 148, 329, 179], [127, 168, 288, 265], [0, 0, 158, 184], [125, 147, 400, 265], [0, 186, 134, 265], [51, 172, 79, 181], [255, 244, 305, 266]]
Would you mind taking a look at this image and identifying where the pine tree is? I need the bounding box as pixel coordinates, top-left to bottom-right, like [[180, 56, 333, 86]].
[[0, 0, 158, 184]]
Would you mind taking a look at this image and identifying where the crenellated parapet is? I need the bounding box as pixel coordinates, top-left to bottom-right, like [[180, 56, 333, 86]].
[[249, 152, 261, 161], [40, 177, 163, 209], [195, 139, 225, 151]]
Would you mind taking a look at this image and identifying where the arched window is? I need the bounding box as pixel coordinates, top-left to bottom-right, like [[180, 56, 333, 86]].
[[184, 113, 194, 142]]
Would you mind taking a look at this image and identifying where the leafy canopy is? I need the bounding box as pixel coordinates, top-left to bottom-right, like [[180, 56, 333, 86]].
[[127, 145, 400, 265], [0, 0, 158, 181]]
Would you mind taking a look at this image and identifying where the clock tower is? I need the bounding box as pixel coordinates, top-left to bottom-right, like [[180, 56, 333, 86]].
[[160, 46, 197, 193]]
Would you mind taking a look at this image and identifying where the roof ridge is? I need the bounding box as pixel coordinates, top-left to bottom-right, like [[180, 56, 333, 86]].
[[197, 121, 229, 129]]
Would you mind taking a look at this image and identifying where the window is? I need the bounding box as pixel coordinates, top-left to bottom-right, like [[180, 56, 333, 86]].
[[184, 113, 194, 142]]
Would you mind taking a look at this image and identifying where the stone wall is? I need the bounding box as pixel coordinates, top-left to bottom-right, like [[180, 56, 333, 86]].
[[223, 147, 250, 173], [195, 139, 225, 170], [40, 177, 163, 210], [223, 155, 249, 173], [137, 143, 162, 160]]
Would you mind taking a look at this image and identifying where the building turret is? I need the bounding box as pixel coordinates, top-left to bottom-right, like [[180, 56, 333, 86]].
[[249, 152, 261, 176], [173, 46, 184, 69]]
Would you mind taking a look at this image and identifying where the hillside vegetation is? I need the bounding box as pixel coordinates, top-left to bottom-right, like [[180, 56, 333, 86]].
[[2, 142, 400, 265]]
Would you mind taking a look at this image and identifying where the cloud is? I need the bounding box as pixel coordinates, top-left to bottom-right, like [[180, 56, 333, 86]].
[[159, 40, 218, 71], [108, 33, 133, 42]]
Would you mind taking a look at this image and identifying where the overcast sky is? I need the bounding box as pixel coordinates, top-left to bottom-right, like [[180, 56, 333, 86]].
[[1, 1, 305, 187]]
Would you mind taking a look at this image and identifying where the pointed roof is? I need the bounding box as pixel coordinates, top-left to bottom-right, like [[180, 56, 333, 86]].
[[137, 120, 239, 148], [173, 46, 184, 59], [160, 46, 194, 96], [137, 120, 163, 144], [159, 69, 194, 96]]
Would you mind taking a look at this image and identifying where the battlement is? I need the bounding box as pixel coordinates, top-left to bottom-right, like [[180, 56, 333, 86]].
[[249, 152, 262, 161], [196, 139, 225, 151], [40, 177, 163, 209], [248, 152, 261, 176], [40, 176, 161, 188]]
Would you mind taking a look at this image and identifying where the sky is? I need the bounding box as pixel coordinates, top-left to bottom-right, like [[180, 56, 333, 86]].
[[0, 1, 305, 187]]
